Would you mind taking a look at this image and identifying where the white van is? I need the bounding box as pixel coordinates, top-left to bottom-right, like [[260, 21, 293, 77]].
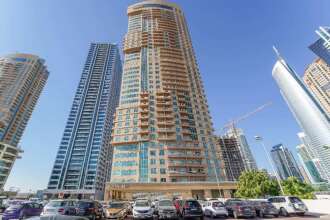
[[267, 196, 307, 216]]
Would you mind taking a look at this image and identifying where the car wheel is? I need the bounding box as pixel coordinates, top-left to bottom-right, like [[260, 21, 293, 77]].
[[280, 207, 289, 217], [200, 216, 204, 220], [274, 214, 279, 218], [233, 211, 238, 219], [259, 210, 264, 218], [297, 212, 305, 216], [211, 212, 215, 219]]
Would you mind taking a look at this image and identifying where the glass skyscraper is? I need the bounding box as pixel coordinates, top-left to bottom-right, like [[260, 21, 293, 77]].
[[309, 27, 330, 65], [296, 141, 324, 184], [270, 144, 303, 181], [0, 53, 49, 190], [272, 54, 330, 182], [110, 0, 224, 184], [46, 43, 122, 200]]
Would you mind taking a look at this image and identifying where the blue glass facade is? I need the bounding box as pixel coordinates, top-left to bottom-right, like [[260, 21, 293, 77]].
[[47, 43, 122, 199], [271, 144, 304, 181], [309, 39, 330, 65]]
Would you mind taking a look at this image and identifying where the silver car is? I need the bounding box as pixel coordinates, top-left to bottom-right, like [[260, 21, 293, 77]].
[[41, 200, 77, 216], [156, 199, 178, 219]]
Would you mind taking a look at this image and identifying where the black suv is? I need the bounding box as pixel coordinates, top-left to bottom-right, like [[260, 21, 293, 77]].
[[76, 200, 104, 220], [179, 199, 203, 220]]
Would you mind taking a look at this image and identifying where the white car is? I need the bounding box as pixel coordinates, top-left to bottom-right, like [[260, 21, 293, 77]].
[[204, 200, 228, 218], [268, 196, 308, 216], [132, 200, 154, 219]]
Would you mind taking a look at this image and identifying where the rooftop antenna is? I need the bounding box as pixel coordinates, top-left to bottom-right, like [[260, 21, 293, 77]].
[[272, 45, 282, 60]]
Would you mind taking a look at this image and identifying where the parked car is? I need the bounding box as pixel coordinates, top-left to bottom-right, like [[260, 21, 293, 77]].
[[179, 199, 203, 220], [76, 200, 104, 220], [132, 199, 154, 219], [2, 202, 43, 220], [268, 196, 308, 216], [104, 201, 128, 219], [249, 200, 279, 218], [41, 200, 77, 216], [204, 200, 228, 218], [225, 199, 256, 219], [197, 200, 207, 212], [155, 199, 178, 219]]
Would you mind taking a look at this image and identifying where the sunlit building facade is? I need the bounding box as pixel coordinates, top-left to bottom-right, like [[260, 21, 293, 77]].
[[272, 55, 330, 182], [110, 0, 225, 185], [303, 58, 330, 117], [0, 53, 49, 190], [46, 43, 122, 200]]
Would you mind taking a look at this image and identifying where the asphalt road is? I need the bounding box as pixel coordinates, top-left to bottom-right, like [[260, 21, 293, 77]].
[[123, 213, 330, 220]]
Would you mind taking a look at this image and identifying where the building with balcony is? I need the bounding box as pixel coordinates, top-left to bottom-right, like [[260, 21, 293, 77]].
[[0, 53, 48, 190], [303, 58, 330, 117], [109, 0, 228, 194], [46, 43, 122, 200]]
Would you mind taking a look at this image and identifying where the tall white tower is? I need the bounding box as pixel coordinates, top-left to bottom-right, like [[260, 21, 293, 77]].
[[272, 51, 330, 182]]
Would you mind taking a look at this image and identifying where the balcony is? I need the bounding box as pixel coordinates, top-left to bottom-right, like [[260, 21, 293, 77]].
[[158, 135, 176, 141]]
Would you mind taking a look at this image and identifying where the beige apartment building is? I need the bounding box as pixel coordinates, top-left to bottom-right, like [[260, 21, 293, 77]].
[[304, 58, 330, 117], [108, 0, 234, 199]]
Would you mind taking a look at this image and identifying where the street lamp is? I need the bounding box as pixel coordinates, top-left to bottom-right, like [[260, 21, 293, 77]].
[[254, 136, 284, 195]]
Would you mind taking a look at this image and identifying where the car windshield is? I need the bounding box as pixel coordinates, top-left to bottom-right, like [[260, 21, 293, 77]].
[[289, 197, 302, 203], [158, 200, 173, 206], [109, 203, 125, 208], [186, 201, 200, 208], [135, 201, 149, 207], [47, 201, 67, 207], [212, 202, 224, 207]]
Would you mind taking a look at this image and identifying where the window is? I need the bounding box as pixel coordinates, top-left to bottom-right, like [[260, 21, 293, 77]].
[[160, 159, 165, 165], [159, 150, 164, 156], [150, 159, 156, 165], [160, 178, 166, 182], [151, 168, 157, 174], [150, 150, 156, 156], [160, 168, 166, 174]]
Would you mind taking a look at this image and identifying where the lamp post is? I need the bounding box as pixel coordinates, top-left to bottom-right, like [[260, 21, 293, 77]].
[[254, 136, 284, 195]]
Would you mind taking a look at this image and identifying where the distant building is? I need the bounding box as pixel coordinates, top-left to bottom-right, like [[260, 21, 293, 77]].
[[0, 54, 49, 190], [309, 27, 330, 65], [296, 143, 324, 184], [270, 144, 303, 181], [303, 58, 330, 117], [272, 53, 330, 182], [217, 136, 245, 181], [298, 165, 311, 184], [226, 128, 258, 171], [46, 43, 122, 200]]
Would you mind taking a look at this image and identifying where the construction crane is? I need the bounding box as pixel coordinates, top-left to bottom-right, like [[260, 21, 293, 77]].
[[222, 102, 272, 134]]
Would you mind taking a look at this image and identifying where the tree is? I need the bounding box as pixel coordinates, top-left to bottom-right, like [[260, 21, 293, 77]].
[[282, 177, 315, 199], [235, 170, 280, 198]]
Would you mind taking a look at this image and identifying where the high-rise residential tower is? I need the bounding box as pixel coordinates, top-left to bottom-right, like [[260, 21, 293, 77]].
[[270, 144, 303, 181], [46, 43, 122, 200], [303, 58, 330, 117], [109, 0, 226, 194], [226, 128, 257, 171], [0, 53, 49, 190], [309, 27, 330, 65], [272, 52, 330, 182]]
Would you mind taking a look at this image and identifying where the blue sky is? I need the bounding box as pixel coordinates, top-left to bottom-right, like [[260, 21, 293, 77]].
[[1, 0, 329, 192]]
